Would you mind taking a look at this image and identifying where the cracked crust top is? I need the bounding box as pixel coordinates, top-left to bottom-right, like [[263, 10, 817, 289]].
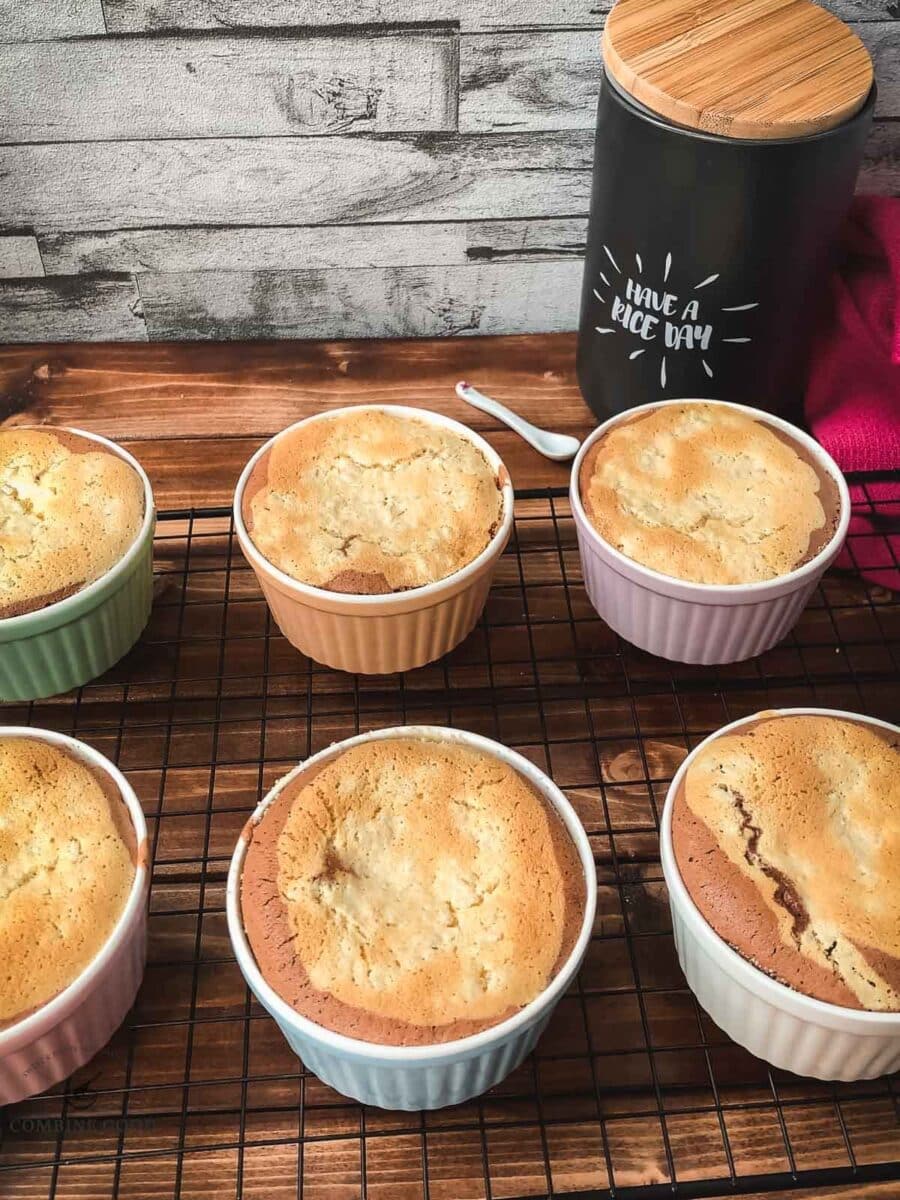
[[0, 736, 137, 1028], [672, 714, 900, 1011], [0, 427, 145, 619], [241, 738, 585, 1045], [579, 403, 840, 585], [241, 410, 503, 593]]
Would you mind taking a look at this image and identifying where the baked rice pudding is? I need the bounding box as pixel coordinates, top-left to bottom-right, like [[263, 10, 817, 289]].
[[241, 737, 585, 1044], [579, 402, 841, 585]]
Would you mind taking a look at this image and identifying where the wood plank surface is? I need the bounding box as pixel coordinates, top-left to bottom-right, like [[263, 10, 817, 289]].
[[133, 428, 575, 506], [0, 30, 457, 142], [0, 277, 145, 341], [2, 124, 894, 242], [97, 0, 891, 34], [0, 336, 898, 1200], [460, 22, 899, 132], [858, 119, 900, 192], [0, 132, 592, 234], [0, 334, 587, 503], [0, 0, 896, 347], [100, 0, 617, 34], [41, 223, 466, 274], [0, 236, 44, 279], [601, 0, 874, 140], [137, 261, 582, 340], [0, 334, 586, 433], [0, 0, 105, 41], [38, 217, 587, 275]]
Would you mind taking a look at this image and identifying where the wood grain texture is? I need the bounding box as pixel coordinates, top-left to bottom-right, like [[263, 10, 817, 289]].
[[0, 236, 45, 279], [101, 0, 616, 34], [0, 334, 586, 499], [602, 0, 874, 139], [0, 334, 585, 501], [0, 276, 145, 341], [0, 0, 897, 343], [39, 217, 587, 274], [858, 119, 900, 191], [98, 0, 895, 34], [0, 132, 593, 234], [0, 0, 105, 41], [461, 22, 899, 132], [0, 336, 897, 1200], [120, 430, 574, 507], [0, 30, 457, 142], [461, 30, 601, 133], [138, 261, 582, 339], [0, 334, 585, 439]]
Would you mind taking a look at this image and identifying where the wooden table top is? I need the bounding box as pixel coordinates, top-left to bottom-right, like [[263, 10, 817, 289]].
[[0, 335, 587, 508], [0, 335, 896, 1200]]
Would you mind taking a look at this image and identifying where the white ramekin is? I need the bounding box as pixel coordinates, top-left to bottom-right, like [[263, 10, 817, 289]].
[[0, 427, 156, 701], [233, 406, 514, 675], [661, 707, 900, 1081], [0, 727, 149, 1105], [570, 399, 850, 665], [227, 725, 597, 1110]]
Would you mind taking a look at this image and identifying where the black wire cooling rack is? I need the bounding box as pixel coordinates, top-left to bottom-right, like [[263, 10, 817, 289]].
[[0, 480, 898, 1200]]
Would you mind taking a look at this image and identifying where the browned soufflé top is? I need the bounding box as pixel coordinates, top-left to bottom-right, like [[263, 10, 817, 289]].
[[0, 427, 145, 619], [672, 714, 900, 1011], [242, 410, 503, 594], [0, 736, 137, 1028], [579, 403, 840, 585], [241, 737, 585, 1045]]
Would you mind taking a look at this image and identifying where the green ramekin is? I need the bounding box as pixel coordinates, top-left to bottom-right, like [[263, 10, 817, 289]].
[[0, 429, 156, 702]]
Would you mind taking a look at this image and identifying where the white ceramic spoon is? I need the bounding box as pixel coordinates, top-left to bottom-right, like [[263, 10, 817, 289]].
[[455, 381, 582, 462]]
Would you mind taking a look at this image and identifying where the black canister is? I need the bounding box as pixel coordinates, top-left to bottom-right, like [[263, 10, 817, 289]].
[[577, 0, 876, 423]]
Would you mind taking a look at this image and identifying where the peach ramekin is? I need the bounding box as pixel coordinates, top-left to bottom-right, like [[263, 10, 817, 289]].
[[570, 399, 850, 665], [227, 725, 598, 1110], [233, 406, 515, 675], [661, 708, 900, 1081], [0, 728, 149, 1106]]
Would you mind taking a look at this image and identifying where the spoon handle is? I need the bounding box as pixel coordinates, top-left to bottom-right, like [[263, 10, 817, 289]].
[[455, 381, 581, 462]]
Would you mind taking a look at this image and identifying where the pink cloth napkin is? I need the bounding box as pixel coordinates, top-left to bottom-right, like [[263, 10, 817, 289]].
[[805, 195, 900, 592]]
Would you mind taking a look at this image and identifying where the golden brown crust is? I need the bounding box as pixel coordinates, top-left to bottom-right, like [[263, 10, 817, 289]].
[[242, 411, 503, 594], [579, 404, 840, 585], [0, 427, 145, 619], [0, 736, 137, 1028], [241, 738, 585, 1045], [672, 714, 900, 1011]]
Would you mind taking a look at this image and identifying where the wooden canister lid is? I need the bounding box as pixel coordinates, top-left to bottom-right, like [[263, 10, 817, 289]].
[[602, 0, 873, 140]]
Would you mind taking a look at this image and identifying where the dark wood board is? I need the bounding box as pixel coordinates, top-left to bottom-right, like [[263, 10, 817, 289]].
[[0, 335, 897, 1200]]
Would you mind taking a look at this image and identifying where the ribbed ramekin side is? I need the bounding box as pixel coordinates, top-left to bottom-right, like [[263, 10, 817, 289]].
[[0, 904, 147, 1106], [256, 570, 494, 675], [0, 536, 154, 702], [670, 900, 900, 1081], [278, 1013, 550, 1111], [575, 522, 822, 665]]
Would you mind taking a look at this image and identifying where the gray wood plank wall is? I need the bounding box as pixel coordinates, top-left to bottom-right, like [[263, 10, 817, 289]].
[[0, 0, 897, 341]]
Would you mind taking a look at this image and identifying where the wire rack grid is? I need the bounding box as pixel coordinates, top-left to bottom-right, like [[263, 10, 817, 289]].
[[0, 479, 898, 1200]]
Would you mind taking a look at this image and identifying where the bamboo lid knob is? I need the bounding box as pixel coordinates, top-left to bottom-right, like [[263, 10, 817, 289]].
[[602, 0, 873, 140]]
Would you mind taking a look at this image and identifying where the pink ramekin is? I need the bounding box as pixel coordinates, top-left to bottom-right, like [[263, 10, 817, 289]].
[[661, 708, 900, 1081], [569, 399, 850, 665], [0, 728, 149, 1106], [234, 406, 515, 675]]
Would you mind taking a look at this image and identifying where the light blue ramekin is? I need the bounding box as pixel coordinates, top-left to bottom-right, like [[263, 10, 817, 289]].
[[227, 725, 598, 1110]]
